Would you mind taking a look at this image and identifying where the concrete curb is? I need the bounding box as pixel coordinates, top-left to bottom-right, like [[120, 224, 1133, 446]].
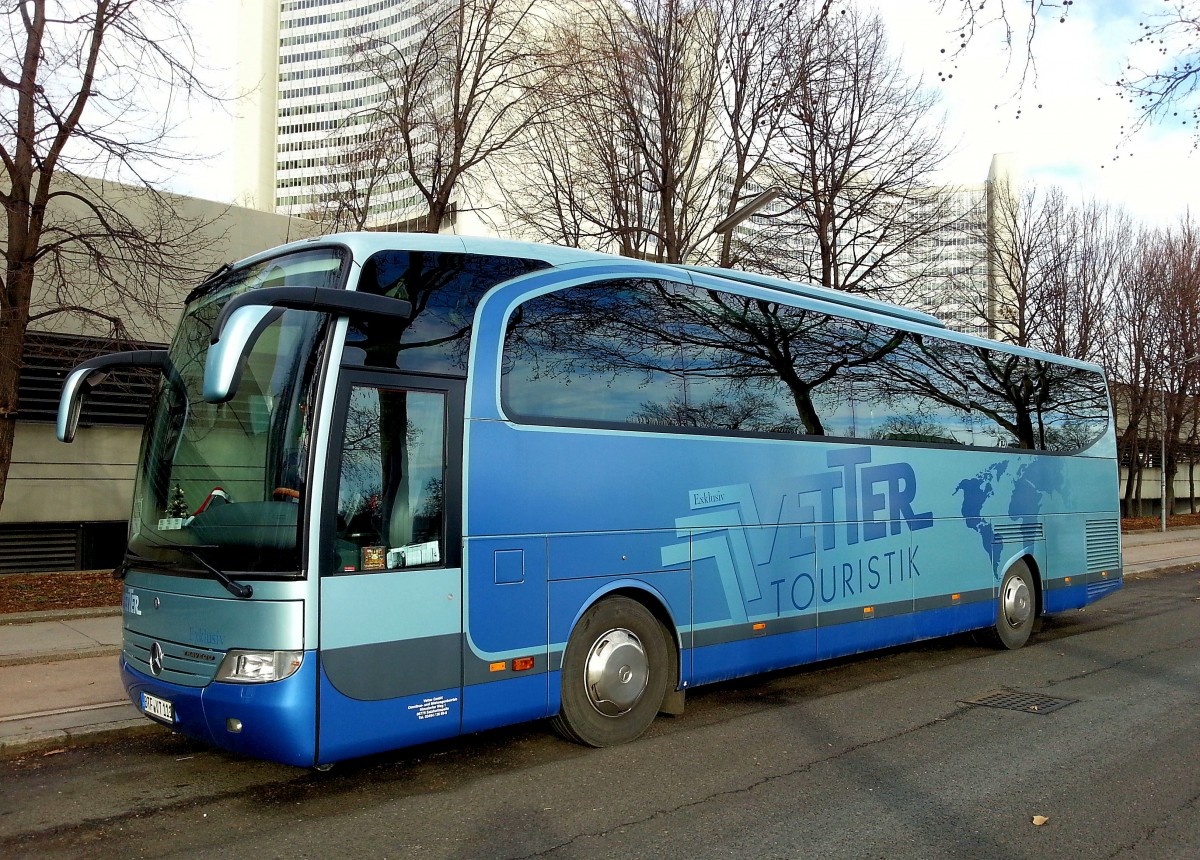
[[0, 717, 163, 759], [0, 606, 120, 626], [0, 645, 121, 669], [1123, 563, 1200, 580]]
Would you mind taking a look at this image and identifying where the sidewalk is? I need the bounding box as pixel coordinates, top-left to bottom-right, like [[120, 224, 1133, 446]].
[[1117, 525, 1200, 574], [3, 527, 1200, 759], [0, 607, 153, 756]]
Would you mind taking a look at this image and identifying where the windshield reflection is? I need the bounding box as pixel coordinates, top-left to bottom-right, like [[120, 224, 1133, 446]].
[[127, 249, 342, 574]]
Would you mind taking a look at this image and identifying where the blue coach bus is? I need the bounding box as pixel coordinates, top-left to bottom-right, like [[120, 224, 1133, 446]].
[[57, 233, 1121, 767]]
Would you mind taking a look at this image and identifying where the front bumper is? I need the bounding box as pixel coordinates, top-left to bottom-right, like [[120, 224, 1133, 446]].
[[121, 653, 318, 767]]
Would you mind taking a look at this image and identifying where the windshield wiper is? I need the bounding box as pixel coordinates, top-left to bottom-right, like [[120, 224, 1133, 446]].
[[117, 547, 253, 599], [182, 548, 254, 599]]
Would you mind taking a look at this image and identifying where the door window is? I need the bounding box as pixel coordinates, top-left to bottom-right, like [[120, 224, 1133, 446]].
[[333, 386, 446, 572]]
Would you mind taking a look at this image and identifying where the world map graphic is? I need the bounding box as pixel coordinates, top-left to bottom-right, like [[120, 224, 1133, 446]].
[[954, 459, 1065, 577]]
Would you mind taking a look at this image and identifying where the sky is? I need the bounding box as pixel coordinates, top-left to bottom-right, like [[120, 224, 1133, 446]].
[[874, 0, 1196, 226], [167, 0, 1196, 228]]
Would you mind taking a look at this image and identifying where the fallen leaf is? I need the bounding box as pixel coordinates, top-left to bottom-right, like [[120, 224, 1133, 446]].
[[1032, 815, 1050, 826], [41, 748, 67, 757]]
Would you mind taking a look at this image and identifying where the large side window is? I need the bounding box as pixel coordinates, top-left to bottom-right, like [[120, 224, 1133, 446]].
[[333, 386, 446, 573], [669, 284, 837, 436], [1032, 362, 1112, 451], [501, 279, 1110, 453]]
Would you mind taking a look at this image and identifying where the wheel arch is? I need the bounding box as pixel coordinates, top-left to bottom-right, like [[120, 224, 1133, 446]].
[[567, 579, 682, 653], [1011, 554, 1044, 617], [564, 579, 684, 694], [994, 549, 1044, 616]]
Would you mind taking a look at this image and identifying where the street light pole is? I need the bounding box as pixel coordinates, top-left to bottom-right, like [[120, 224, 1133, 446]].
[[709, 187, 782, 238], [1162, 393, 1168, 533]]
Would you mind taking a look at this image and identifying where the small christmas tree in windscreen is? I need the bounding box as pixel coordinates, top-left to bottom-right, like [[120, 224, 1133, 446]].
[[166, 484, 189, 518]]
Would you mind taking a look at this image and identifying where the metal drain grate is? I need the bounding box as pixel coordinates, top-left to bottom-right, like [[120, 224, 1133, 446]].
[[959, 689, 1076, 715]]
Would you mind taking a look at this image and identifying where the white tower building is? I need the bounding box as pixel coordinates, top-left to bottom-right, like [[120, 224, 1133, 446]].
[[235, 0, 432, 225]]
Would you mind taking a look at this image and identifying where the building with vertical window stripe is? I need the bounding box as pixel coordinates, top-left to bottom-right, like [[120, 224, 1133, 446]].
[[236, 0, 442, 228]]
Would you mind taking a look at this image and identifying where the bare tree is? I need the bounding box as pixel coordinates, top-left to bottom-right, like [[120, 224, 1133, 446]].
[[1039, 199, 1130, 363], [501, 8, 654, 254], [308, 0, 551, 232], [1156, 218, 1200, 517], [506, 0, 728, 263], [1120, 2, 1200, 140], [958, 178, 1124, 364], [1103, 220, 1200, 517], [932, 0, 1075, 87], [507, 0, 954, 282], [757, 7, 960, 298], [710, 0, 833, 268], [0, 0, 221, 514], [1107, 230, 1162, 517], [981, 181, 1073, 348]]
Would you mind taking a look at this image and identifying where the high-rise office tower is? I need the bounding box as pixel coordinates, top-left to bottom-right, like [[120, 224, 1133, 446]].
[[236, 0, 434, 227]]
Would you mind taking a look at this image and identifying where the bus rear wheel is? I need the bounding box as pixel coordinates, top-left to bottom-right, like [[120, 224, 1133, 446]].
[[552, 596, 670, 747], [985, 560, 1036, 650]]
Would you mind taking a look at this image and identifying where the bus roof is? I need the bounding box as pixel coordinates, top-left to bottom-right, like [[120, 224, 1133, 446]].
[[229, 232, 618, 271], [221, 231, 959, 331]]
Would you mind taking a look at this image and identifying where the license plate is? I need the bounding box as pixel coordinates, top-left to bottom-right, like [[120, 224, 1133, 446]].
[[142, 691, 174, 724]]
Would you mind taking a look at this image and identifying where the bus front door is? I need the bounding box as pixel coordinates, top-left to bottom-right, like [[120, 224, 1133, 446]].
[[317, 373, 464, 762]]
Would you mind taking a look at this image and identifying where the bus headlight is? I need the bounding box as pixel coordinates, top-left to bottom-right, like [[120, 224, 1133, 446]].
[[214, 650, 303, 683]]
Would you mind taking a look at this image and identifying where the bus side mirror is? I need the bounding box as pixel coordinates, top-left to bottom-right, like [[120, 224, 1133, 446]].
[[203, 305, 284, 403], [203, 287, 413, 403], [57, 350, 171, 443]]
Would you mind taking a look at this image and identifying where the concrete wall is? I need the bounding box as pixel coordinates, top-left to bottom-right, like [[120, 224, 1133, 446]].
[[3, 425, 140, 525], [4, 180, 321, 532]]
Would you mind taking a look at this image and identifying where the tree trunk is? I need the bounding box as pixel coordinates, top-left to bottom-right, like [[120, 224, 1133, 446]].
[[0, 253, 37, 515], [1189, 451, 1196, 514], [0, 289, 34, 515]]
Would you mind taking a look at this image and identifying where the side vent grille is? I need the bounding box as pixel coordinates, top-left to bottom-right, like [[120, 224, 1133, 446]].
[[1085, 519, 1121, 574], [992, 522, 1045, 545]]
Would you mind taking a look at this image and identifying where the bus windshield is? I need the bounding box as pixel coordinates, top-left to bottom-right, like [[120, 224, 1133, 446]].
[[127, 248, 345, 574]]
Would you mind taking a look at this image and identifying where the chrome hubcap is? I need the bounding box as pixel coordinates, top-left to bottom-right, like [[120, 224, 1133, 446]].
[[584, 628, 648, 717], [1002, 577, 1032, 629]]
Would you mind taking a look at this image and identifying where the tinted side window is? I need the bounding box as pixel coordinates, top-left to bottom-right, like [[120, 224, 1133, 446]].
[[346, 250, 549, 375], [502, 279, 684, 425], [501, 278, 1110, 452], [670, 288, 919, 440], [864, 334, 977, 445]]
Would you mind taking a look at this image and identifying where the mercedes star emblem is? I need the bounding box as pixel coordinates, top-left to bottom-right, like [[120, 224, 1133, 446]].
[[150, 641, 164, 676]]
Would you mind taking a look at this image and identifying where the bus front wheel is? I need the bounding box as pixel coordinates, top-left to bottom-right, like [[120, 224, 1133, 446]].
[[552, 596, 670, 747], [986, 560, 1037, 650]]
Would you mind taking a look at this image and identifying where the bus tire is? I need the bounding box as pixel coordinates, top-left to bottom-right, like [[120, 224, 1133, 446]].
[[986, 560, 1037, 650], [552, 596, 670, 747]]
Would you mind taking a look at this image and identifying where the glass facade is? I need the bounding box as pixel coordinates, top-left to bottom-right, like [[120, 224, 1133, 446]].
[[274, 1, 426, 219]]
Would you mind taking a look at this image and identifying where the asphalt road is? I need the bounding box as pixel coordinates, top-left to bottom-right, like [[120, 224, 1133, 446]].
[[2, 569, 1198, 860]]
